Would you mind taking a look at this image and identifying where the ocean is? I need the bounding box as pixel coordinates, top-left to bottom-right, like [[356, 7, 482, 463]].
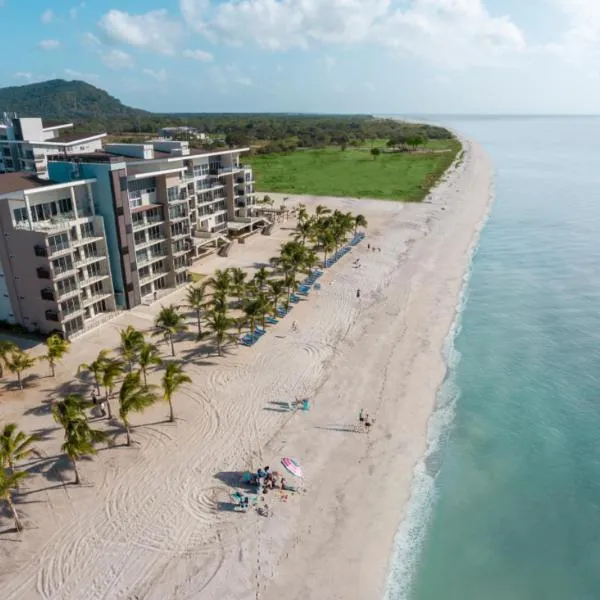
[[385, 116, 600, 600]]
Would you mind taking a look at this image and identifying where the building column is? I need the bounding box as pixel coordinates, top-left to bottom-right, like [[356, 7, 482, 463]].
[[70, 186, 79, 220], [23, 194, 33, 230], [86, 182, 94, 215]]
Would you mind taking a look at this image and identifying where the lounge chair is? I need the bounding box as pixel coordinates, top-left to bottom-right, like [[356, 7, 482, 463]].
[[266, 315, 278, 325], [255, 326, 266, 336], [290, 294, 300, 303]]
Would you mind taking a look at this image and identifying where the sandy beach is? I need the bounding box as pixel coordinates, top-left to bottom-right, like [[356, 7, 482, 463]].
[[0, 137, 492, 600]]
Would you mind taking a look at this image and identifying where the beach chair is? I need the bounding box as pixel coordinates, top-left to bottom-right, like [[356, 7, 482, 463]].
[[266, 315, 278, 325], [290, 294, 300, 303], [255, 326, 266, 336]]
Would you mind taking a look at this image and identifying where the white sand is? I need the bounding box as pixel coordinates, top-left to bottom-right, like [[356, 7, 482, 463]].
[[0, 138, 492, 600]]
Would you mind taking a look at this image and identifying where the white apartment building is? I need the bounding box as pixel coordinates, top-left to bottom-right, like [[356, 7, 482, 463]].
[[0, 172, 117, 337], [0, 114, 106, 179]]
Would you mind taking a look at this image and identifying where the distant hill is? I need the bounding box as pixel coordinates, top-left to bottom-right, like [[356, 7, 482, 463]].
[[0, 79, 148, 121]]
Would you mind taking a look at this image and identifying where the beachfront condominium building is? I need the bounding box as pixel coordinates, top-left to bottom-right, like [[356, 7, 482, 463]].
[[0, 114, 106, 179], [47, 140, 260, 308], [0, 172, 117, 338]]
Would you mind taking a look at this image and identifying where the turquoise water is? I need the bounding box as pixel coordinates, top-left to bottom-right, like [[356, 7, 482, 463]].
[[386, 117, 600, 600]]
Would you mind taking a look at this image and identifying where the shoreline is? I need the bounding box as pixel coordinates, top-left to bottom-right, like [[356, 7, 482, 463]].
[[0, 137, 493, 600]]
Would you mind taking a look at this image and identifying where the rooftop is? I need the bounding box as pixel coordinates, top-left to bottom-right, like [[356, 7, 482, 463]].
[[42, 119, 72, 130], [47, 132, 106, 144], [0, 172, 55, 195]]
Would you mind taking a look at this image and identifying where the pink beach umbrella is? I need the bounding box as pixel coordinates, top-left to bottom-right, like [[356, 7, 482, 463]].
[[281, 457, 303, 478]]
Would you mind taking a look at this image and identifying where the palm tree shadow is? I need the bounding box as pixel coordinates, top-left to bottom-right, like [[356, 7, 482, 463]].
[[314, 424, 363, 434], [3, 373, 42, 392], [23, 399, 54, 417]]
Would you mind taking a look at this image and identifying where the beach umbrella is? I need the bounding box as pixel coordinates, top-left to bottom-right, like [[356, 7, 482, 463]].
[[281, 457, 303, 478]]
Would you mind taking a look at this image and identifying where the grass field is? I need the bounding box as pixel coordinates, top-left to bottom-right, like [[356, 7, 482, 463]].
[[249, 139, 461, 202]]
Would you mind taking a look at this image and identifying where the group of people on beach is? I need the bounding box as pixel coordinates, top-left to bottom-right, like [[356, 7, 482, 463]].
[[253, 466, 288, 493]]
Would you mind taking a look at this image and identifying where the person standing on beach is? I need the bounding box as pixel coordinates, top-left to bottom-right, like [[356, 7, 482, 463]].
[[356, 289, 361, 299]]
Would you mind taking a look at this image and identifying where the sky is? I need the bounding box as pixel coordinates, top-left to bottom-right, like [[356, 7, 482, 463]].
[[1, 0, 600, 114]]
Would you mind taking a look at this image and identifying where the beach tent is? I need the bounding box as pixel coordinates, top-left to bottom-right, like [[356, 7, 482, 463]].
[[281, 457, 303, 478]]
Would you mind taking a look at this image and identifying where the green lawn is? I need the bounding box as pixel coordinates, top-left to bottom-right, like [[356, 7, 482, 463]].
[[249, 139, 461, 202]]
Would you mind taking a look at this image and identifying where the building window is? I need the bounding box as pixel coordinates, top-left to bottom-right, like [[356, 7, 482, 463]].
[[64, 316, 84, 336], [48, 232, 69, 253], [60, 297, 80, 316], [56, 276, 77, 296], [52, 255, 74, 275], [45, 309, 59, 322], [34, 244, 48, 257], [80, 222, 94, 239], [167, 186, 178, 202], [37, 266, 51, 279], [14, 207, 28, 223], [87, 262, 102, 278], [58, 197, 73, 214]]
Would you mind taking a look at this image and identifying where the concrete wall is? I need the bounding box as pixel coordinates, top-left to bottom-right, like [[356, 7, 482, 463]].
[[0, 254, 16, 323]]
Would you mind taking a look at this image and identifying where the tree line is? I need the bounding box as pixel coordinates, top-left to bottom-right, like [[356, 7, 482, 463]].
[[0, 203, 368, 532]]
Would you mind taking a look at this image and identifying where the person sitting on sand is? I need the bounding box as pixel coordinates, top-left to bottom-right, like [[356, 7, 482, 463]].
[[280, 478, 287, 490], [359, 408, 365, 423]]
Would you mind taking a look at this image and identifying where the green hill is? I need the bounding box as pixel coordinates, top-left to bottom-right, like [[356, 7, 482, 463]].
[[0, 79, 148, 121]]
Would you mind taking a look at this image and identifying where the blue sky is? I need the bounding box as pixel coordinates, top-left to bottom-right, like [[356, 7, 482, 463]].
[[1, 0, 600, 114]]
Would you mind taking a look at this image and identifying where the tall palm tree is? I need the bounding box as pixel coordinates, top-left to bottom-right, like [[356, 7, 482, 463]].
[[61, 418, 106, 484], [119, 326, 145, 372], [0, 340, 18, 379], [5, 350, 36, 391], [230, 267, 247, 306], [208, 268, 231, 296], [100, 358, 125, 419], [205, 310, 234, 357], [0, 424, 39, 473], [161, 362, 192, 423], [52, 394, 92, 429], [118, 372, 158, 446], [253, 266, 270, 291], [296, 203, 309, 224], [268, 279, 286, 313], [0, 467, 28, 531], [256, 292, 273, 329], [138, 342, 162, 386], [211, 289, 228, 316], [294, 219, 313, 246], [243, 298, 262, 334], [354, 214, 368, 236], [317, 229, 336, 267], [303, 249, 320, 277], [41, 334, 70, 377], [315, 204, 331, 217], [185, 283, 208, 340], [153, 305, 188, 357], [78, 349, 110, 395]]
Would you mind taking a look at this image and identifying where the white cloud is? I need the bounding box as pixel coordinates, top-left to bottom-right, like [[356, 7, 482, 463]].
[[64, 68, 99, 81], [183, 48, 214, 62], [180, 0, 525, 67], [210, 64, 253, 91], [12, 72, 33, 81], [39, 39, 60, 50], [101, 48, 135, 70], [41, 9, 54, 24], [98, 9, 182, 55], [143, 68, 168, 82]]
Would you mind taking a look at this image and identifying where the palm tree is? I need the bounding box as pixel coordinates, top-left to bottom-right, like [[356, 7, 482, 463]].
[[41, 334, 70, 377], [61, 418, 106, 484], [256, 292, 273, 329], [208, 268, 231, 296], [354, 214, 368, 236], [230, 267, 247, 306], [0, 424, 39, 473], [294, 219, 313, 246], [0, 468, 28, 531], [211, 289, 228, 315], [118, 372, 158, 446], [52, 394, 92, 429], [100, 358, 125, 419], [303, 249, 320, 277], [243, 298, 262, 334], [268, 279, 286, 313], [5, 350, 36, 391], [253, 266, 270, 291], [317, 229, 336, 267], [205, 310, 234, 357], [162, 362, 191, 423], [0, 340, 17, 379], [119, 326, 145, 372], [315, 204, 331, 217], [185, 283, 208, 340], [78, 349, 110, 395], [296, 204, 309, 224], [138, 342, 162, 386], [153, 305, 188, 357]]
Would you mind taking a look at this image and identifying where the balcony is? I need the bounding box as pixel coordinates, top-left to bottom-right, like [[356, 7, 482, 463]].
[[82, 291, 112, 308], [136, 235, 167, 250], [136, 253, 167, 267], [170, 229, 190, 240], [57, 286, 80, 301], [80, 273, 110, 288], [76, 253, 105, 268], [48, 241, 71, 257], [169, 212, 189, 222], [139, 270, 168, 286]]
